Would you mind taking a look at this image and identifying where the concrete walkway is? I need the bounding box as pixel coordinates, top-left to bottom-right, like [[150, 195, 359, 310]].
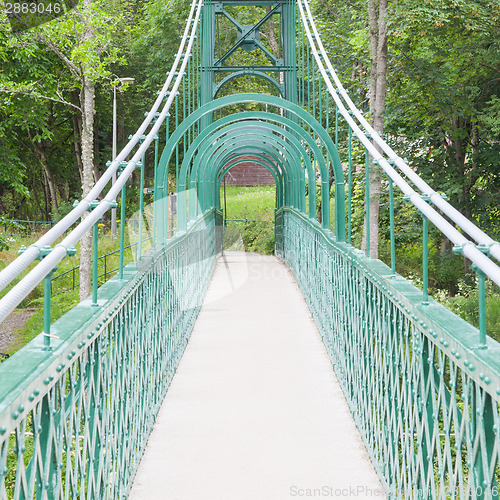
[[129, 252, 384, 500]]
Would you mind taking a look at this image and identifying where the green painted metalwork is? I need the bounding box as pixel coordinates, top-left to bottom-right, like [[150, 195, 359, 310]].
[[119, 163, 127, 280], [213, 70, 283, 98], [161, 110, 332, 218], [388, 176, 396, 276], [92, 220, 99, 307], [276, 208, 500, 499], [193, 132, 305, 211], [216, 157, 281, 207], [42, 270, 55, 347], [156, 93, 346, 236], [51, 235, 154, 296], [347, 122, 352, 245], [2, 1, 500, 498], [0, 209, 222, 499], [365, 142, 370, 257]]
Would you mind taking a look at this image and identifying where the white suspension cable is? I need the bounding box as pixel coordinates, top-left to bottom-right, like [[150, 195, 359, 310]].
[[0, 0, 200, 295], [297, 0, 500, 288], [0, 0, 203, 324]]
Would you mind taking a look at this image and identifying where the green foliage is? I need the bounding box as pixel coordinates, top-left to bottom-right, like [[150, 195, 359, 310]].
[[385, 0, 500, 230], [436, 279, 500, 343], [240, 220, 275, 254], [222, 185, 276, 254], [0, 218, 25, 250], [51, 200, 74, 223], [0, 0, 134, 221], [134, 0, 189, 94], [481, 96, 500, 138]]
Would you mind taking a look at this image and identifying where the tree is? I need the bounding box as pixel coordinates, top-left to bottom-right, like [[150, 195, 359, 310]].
[[387, 0, 500, 236], [38, 0, 125, 299], [362, 0, 388, 259], [1, 0, 125, 299]]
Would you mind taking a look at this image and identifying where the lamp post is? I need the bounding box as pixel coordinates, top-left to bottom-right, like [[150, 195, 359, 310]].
[[111, 77, 135, 238]]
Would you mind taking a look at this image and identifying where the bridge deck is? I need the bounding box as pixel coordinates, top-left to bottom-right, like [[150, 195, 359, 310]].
[[129, 252, 384, 499]]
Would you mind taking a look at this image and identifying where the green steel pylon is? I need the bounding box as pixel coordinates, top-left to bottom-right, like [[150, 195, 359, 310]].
[[200, 0, 298, 128]]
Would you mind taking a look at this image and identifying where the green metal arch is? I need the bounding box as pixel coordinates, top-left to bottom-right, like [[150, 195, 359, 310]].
[[161, 113, 320, 223], [188, 116, 317, 213], [217, 157, 281, 211], [189, 126, 311, 214], [214, 70, 284, 98], [201, 139, 299, 210], [183, 135, 304, 226], [169, 121, 303, 227], [190, 143, 288, 218], [159, 93, 345, 238], [190, 125, 311, 213], [160, 113, 323, 230], [216, 153, 286, 210]]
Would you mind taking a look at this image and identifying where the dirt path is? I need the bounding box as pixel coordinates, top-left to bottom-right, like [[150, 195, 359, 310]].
[[0, 309, 37, 354]]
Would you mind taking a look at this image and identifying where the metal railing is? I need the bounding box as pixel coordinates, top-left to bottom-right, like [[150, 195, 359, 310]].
[[277, 208, 500, 498], [299, 0, 500, 267], [50, 237, 153, 296], [0, 2, 206, 497], [296, 0, 500, 347], [0, 1, 499, 499], [0, 0, 203, 322], [0, 209, 222, 499]]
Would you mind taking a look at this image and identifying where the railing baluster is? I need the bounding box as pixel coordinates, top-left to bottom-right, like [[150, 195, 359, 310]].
[[364, 135, 371, 257], [347, 121, 352, 246], [92, 219, 99, 307], [119, 161, 128, 280]]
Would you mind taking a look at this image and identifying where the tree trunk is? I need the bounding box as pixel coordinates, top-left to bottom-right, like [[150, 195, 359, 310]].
[[72, 109, 84, 184], [43, 168, 59, 214], [266, 7, 280, 58], [265, 6, 283, 87], [42, 169, 50, 220], [78, 0, 97, 301], [93, 120, 101, 185], [28, 131, 59, 214], [79, 75, 96, 301], [362, 0, 388, 259], [31, 175, 44, 216]]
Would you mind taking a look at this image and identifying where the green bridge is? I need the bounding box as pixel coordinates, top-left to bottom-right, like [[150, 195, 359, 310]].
[[1, 1, 500, 498]]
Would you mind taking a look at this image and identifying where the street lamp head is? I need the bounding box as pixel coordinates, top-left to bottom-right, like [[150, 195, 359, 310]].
[[119, 77, 135, 84]]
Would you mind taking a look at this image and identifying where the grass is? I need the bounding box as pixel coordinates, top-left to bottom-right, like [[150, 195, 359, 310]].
[[0, 223, 152, 355], [221, 185, 276, 254], [0, 183, 279, 356]]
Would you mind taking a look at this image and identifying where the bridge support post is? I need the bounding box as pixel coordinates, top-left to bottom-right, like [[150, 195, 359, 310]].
[[119, 162, 128, 280], [42, 268, 57, 348], [92, 219, 100, 307], [200, 0, 215, 130]]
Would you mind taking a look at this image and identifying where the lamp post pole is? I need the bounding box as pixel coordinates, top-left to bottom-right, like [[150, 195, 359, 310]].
[[111, 77, 134, 238], [111, 85, 118, 237]]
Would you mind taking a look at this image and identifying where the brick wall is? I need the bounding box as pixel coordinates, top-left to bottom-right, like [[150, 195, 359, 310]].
[[222, 156, 275, 186]]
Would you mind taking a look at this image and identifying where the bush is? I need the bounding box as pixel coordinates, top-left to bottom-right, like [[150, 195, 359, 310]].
[[51, 200, 75, 223], [436, 279, 500, 343]]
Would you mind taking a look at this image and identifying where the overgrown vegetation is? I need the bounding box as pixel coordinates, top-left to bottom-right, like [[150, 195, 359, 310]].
[[0, 221, 149, 354], [221, 185, 276, 255]]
